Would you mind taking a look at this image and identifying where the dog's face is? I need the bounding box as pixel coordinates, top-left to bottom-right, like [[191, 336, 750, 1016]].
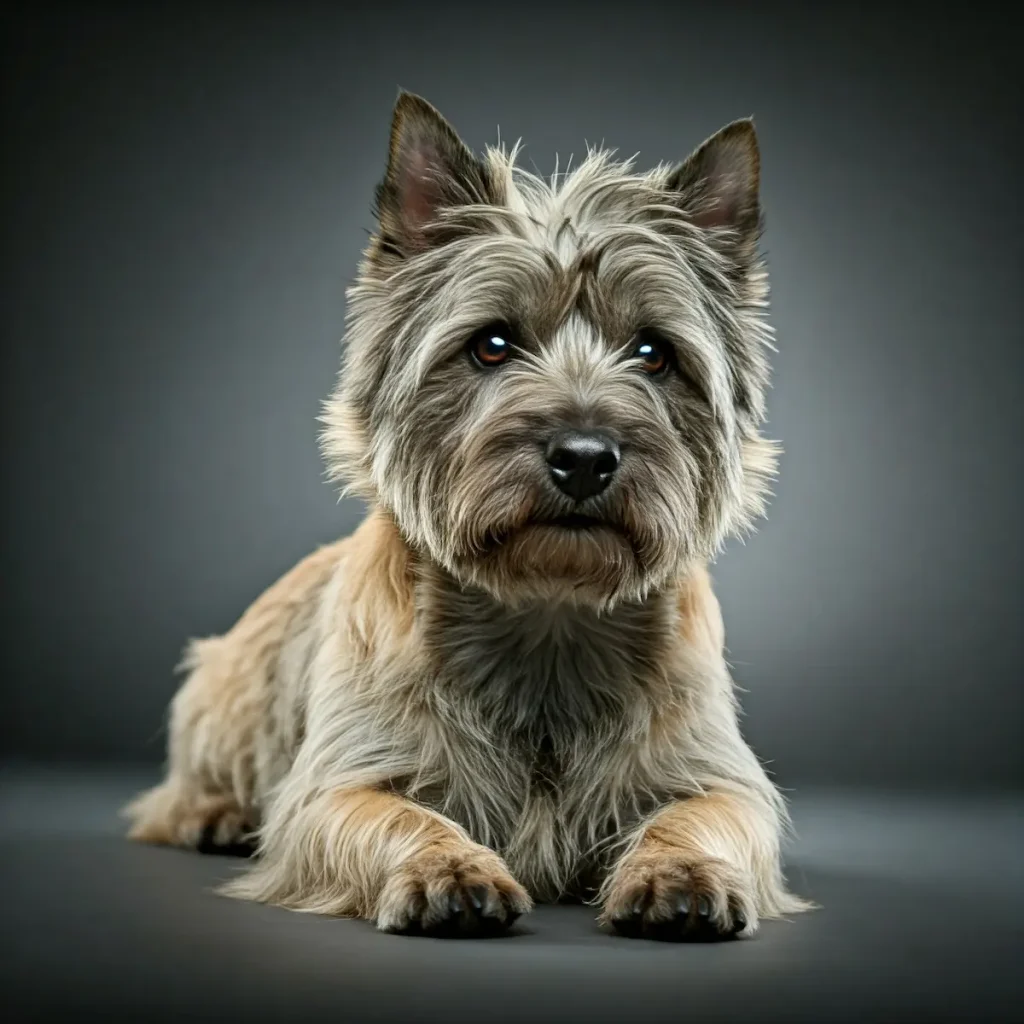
[[323, 94, 778, 609]]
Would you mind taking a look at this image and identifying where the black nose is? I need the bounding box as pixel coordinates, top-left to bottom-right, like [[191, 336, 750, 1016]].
[[545, 429, 620, 502]]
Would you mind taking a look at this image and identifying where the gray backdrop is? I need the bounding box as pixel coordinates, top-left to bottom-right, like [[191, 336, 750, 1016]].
[[2, 2, 1020, 790]]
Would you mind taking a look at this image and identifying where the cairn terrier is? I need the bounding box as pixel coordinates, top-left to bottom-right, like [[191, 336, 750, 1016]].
[[125, 91, 812, 940]]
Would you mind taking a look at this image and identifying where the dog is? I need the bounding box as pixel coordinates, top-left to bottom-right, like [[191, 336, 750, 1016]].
[[124, 91, 813, 941]]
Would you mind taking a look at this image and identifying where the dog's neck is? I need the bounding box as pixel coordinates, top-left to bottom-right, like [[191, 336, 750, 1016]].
[[411, 553, 683, 741], [352, 506, 701, 741]]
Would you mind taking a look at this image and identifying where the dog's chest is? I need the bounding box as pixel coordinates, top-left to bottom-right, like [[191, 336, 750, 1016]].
[[428, 594, 666, 732], [414, 596, 672, 895]]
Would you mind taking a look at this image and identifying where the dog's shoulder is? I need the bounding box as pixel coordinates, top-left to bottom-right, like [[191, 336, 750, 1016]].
[[332, 508, 417, 658], [675, 564, 725, 661]]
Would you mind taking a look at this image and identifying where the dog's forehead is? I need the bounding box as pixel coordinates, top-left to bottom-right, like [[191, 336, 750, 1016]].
[[387, 151, 706, 351], [492, 149, 672, 266], [357, 147, 759, 422]]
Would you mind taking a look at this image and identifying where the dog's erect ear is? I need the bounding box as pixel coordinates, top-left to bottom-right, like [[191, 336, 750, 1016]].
[[373, 92, 491, 258], [667, 119, 761, 263]]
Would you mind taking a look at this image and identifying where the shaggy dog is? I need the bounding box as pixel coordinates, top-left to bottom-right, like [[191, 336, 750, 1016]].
[[125, 92, 812, 941]]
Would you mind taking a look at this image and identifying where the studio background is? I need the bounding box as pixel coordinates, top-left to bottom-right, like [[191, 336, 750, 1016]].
[[3, 2, 1019, 791], [2, 4, 1022, 1023]]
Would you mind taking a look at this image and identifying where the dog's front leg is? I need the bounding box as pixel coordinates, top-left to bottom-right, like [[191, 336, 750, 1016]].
[[599, 788, 801, 942], [222, 785, 532, 936]]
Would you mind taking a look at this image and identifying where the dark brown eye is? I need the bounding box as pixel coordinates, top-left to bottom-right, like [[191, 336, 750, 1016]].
[[632, 331, 670, 374], [468, 324, 514, 368]]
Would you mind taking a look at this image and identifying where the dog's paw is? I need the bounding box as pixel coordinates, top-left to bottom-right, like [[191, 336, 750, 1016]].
[[376, 844, 532, 937], [601, 853, 756, 942], [125, 784, 255, 855]]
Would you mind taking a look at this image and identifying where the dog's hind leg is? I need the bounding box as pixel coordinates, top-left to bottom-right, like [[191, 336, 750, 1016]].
[[123, 778, 253, 852], [123, 541, 344, 854], [123, 637, 260, 853]]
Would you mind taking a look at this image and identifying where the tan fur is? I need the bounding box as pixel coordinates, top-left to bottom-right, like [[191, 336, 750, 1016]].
[[126, 539, 347, 847], [677, 564, 726, 657], [598, 793, 788, 938]]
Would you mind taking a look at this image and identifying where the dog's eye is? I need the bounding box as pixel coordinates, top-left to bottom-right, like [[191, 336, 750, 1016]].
[[468, 324, 514, 368], [631, 331, 670, 375]]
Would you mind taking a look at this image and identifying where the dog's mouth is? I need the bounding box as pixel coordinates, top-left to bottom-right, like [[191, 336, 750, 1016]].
[[525, 509, 631, 538], [483, 512, 625, 550], [543, 513, 607, 531], [471, 507, 647, 591]]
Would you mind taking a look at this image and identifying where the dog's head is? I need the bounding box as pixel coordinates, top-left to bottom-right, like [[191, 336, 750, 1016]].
[[323, 93, 778, 609]]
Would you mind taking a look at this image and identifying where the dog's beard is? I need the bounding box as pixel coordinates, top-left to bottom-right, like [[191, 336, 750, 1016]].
[[490, 531, 638, 606], [442, 486, 686, 610]]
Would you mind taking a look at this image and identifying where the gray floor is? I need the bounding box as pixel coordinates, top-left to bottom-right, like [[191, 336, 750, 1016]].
[[2, 766, 1022, 1023]]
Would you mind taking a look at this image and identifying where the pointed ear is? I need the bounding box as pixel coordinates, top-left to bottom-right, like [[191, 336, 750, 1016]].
[[666, 118, 761, 263], [373, 92, 492, 258]]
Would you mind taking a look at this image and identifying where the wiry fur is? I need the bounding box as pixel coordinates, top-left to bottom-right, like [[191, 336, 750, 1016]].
[[125, 92, 813, 941]]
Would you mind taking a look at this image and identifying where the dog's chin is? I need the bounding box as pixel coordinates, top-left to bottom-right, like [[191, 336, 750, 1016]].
[[455, 514, 649, 609]]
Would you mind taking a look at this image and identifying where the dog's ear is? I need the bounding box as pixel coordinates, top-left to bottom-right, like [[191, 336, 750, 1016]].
[[666, 119, 761, 264], [373, 92, 492, 258]]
